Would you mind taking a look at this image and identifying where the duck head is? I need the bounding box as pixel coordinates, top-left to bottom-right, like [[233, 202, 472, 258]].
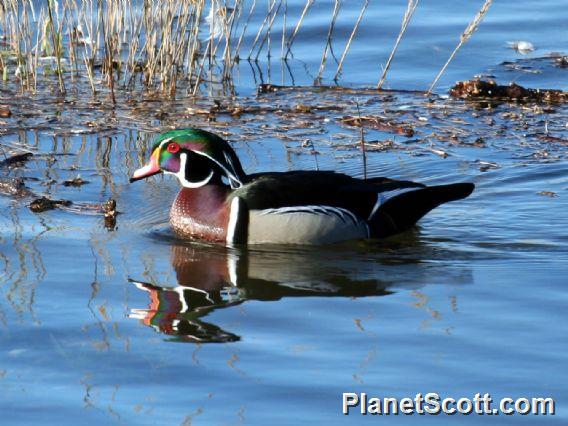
[[130, 128, 246, 189]]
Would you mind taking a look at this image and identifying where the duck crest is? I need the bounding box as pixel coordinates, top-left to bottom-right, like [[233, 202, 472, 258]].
[[170, 185, 230, 242]]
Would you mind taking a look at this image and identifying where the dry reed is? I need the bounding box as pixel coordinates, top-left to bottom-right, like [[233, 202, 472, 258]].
[[0, 0, 493, 97], [377, 0, 418, 90], [427, 0, 493, 95], [333, 0, 368, 82]]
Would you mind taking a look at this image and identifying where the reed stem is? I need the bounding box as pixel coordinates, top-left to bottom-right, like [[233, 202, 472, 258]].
[[427, 0, 493, 95]]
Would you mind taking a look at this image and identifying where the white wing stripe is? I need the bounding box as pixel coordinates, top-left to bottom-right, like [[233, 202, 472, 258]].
[[368, 187, 423, 220]]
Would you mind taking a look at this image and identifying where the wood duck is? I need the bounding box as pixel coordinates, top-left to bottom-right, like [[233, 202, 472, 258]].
[[130, 128, 474, 245]]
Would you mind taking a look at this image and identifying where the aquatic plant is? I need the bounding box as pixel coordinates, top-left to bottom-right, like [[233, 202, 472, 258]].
[[0, 0, 493, 97]]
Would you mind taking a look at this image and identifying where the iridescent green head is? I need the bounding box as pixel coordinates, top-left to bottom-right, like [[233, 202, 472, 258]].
[[130, 128, 247, 189]]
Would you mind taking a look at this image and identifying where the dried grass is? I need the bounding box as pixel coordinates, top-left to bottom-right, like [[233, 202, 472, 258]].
[[0, 0, 493, 97]]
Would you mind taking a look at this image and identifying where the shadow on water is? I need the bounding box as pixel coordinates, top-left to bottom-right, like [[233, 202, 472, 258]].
[[128, 234, 474, 343]]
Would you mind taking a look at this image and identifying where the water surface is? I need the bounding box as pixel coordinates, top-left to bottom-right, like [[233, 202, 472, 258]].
[[0, 0, 567, 424]]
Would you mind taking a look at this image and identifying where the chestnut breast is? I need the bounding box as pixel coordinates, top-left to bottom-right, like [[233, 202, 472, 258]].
[[170, 186, 231, 242]]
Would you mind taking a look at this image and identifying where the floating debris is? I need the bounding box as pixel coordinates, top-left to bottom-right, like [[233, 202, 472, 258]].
[[186, 107, 212, 116], [537, 135, 568, 144], [450, 80, 567, 103], [429, 148, 449, 158], [0, 106, 11, 118], [499, 54, 568, 75], [363, 140, 395, 152], [472, 137, 486, 147], [62, 175, 90, 187], [293, 104, 342, 113], [340, 115, 414, 137], [258, 84, 287, 94], [537, 191, 558, 198], [501, 61, 542, 74], [102, 198, 118, 230], [0, 177, 33, 197], [507, 41, 535, 54], [476, 160, 500, 172], [554, 56, 568, 68], [29, 197, 73, 213], [293, 104, 315, 114], [0, 152, 33, 167]]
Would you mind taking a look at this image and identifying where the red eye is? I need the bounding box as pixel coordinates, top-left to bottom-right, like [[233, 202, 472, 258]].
[[167, 142, 180, 154]]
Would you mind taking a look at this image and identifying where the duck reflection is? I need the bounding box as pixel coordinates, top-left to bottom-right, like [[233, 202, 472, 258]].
[[129, 279, 242, 343], [129, 238, 474, 343], [129, 243, 398, 343]]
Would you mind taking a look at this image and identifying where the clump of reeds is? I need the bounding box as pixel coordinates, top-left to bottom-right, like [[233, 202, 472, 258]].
[[1, 0, 225, 96], [0, 0, 338, 96], [0, 0, 493, 98]]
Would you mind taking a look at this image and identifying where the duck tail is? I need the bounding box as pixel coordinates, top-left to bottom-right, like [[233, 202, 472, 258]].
[[370, 183, 475, 238]]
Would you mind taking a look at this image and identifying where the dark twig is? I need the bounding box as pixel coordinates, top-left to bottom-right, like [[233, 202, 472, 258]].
[[0, 152, 33, 167], [355, 101, 367, 180]]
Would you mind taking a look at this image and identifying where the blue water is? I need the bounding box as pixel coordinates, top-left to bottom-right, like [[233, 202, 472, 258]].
[[241, 0, 568, 91], [1, 1, 568, 424]]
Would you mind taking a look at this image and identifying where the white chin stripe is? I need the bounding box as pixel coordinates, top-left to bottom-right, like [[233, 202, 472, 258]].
[[176, 152, 214, 188]]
